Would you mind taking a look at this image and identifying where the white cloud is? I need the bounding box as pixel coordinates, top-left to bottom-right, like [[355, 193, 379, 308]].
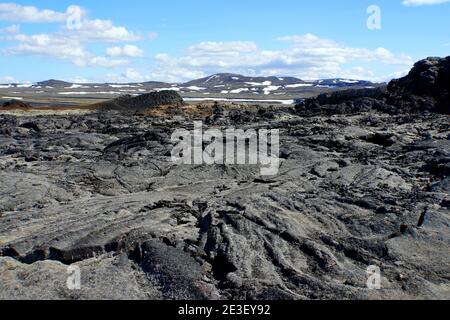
[[5, 33, 128, 68], [150, 34, 413, 82], [377, 69, 410, 82], [1, 4, 147, 68], [0, 24, 20, 34], [122, 68, 150, 82], [150, 65, 206, 83], [276, 34, 412, 66], [106, 45, 144, 57], [124, 68, 143, 82], [69, 77, 90, 84], [402, 0, 450, 6], [0, 4, 140, 41], [70, 18, 140, 42], [74, 56, 128, 68], [108, 67, 202, 84], [148, 32, 158, 40], [0, 75, 16, 83], [7, 33, 85, 59], [101, 69, 151, 83], [187, 41, 258, 53], [0, 3, 67, 23]]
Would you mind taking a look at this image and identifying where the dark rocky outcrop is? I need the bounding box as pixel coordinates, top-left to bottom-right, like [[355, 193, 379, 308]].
[[387, 56, 450, 114], [2, 99, 33, 109], [295, 87, 391, 116], [297, 56, 450, 116], [96, 91, 184, 111]]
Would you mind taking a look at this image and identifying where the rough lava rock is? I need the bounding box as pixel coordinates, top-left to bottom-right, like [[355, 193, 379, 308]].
[[2, 99, 33, 109], [96, 90, 185, 111], [387, 56, 450, 114], [297, 56, 450, 116], [0, 58, 449, 300]]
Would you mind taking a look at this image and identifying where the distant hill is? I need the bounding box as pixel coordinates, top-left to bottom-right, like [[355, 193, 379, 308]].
[[30, 75, 379, 90], [94, 91, 184, 111], [36, 79, 73, 88], [315, 78, 376, 88], [177, 73, 381, 96], [140, 81, 173, 86], [182, 73, 305, 87], [0, 74, 383, 103]]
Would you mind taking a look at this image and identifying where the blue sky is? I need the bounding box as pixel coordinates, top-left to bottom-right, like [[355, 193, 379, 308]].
[[0, 0, 449, 83]]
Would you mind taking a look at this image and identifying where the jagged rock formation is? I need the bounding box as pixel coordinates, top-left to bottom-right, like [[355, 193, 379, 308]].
[[387, 56, 450, 114], [297, 56, 450, 116], [295, 87, 390, 116], [2, 99, 33, 109], [0, 58, 449, 300], [94, 90, 185, 111]]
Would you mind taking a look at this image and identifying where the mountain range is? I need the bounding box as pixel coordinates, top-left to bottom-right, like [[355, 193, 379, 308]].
[[1, 73, 381, 92], [0, 73, 384, 106]]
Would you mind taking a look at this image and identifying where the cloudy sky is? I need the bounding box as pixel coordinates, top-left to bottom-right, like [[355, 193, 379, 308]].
[[0, 0, 449, 83]]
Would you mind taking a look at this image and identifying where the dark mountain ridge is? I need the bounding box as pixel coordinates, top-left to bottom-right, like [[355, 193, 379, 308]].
[[28, 74, 381, 88]]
